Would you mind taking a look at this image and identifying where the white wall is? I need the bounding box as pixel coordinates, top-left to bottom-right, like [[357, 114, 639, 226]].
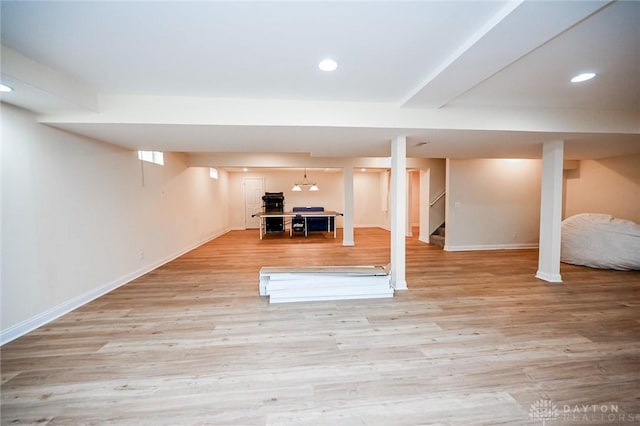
[[564, 154, 640, 223], [354, 170, 387, 227], [228, 169, 387, 229], [445, 158, 541, 250], [1, 104, 229, 342]]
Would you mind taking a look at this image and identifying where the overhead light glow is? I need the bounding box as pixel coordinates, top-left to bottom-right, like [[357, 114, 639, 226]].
[[571, 72, 596, 83], [0, 84, 13, 92], [318, 58, 338, 72], [502, 159, 524, 164]]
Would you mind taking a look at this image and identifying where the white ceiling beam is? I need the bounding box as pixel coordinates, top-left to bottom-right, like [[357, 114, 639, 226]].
[[38, 94, 639, 136], [400, 0, 613, 109], [0, 45, 98, 113], [186, 153, 437, 170]]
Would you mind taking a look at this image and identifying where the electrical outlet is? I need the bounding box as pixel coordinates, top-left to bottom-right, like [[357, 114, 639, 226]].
[[138, 250, 144, 260], [513, 232, 518, 240]]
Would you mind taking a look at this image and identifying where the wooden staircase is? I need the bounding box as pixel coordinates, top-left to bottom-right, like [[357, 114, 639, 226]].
[[429, 223, 446, 248]]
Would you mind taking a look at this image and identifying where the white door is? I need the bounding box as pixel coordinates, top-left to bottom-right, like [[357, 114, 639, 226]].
[[244, 178, 264, 229]]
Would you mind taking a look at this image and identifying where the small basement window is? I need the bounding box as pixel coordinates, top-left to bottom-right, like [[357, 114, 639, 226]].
[[138, 150, 164, 165], [209, 168, 219, 179]]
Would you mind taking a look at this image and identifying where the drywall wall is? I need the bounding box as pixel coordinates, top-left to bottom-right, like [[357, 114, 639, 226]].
[[564, 154, 640, 223], [1, 104, 229, 342], [354, 171, 387, 227], [445, 158, 542, 250], [227, 169, 387, 229]]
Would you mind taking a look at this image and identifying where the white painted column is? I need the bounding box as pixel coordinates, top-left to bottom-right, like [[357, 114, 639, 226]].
[[343, 166, 355, 246], [390, 136, 408, 290], [536, 140, 564, 283]]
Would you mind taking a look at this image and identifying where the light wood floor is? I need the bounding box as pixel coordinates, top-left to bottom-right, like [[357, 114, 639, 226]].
[[2, 228, 639, 425]]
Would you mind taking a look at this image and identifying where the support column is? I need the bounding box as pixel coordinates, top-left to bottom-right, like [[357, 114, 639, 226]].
[[391, 136, 408, 290], [343, 166, 355, 246], [536, 140, 564, 283]]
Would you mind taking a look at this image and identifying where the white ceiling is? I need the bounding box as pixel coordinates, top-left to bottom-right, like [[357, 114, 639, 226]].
[[1, 0, 639, 163]]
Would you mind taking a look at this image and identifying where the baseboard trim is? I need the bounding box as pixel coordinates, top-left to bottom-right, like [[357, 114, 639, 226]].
[[391, 280, 408, 290], [0, 228, 230, 346], [444, 243, 539, 252], [535, 270, 563, 283]]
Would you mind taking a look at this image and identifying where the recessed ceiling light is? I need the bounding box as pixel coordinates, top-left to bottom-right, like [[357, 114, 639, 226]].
[[571, 72, 596, 83], [318, 58, 338, 72], [0, 84, 13, 92]]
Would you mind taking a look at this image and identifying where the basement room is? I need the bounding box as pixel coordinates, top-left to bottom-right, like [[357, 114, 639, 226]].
[[2, 1, 639, 424]]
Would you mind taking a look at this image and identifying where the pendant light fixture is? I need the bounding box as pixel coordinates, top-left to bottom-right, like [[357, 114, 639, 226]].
[[292, 169, 319, 191]]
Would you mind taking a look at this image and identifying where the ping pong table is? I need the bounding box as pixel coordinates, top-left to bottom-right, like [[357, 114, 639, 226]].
[[251, 211, 343, 240]]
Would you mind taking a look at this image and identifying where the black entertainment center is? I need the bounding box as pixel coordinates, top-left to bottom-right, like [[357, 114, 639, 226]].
[[261, 192, 285, 234]]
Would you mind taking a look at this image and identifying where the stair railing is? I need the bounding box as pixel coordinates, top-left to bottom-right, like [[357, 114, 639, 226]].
[[429, 190, 446, 207]]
